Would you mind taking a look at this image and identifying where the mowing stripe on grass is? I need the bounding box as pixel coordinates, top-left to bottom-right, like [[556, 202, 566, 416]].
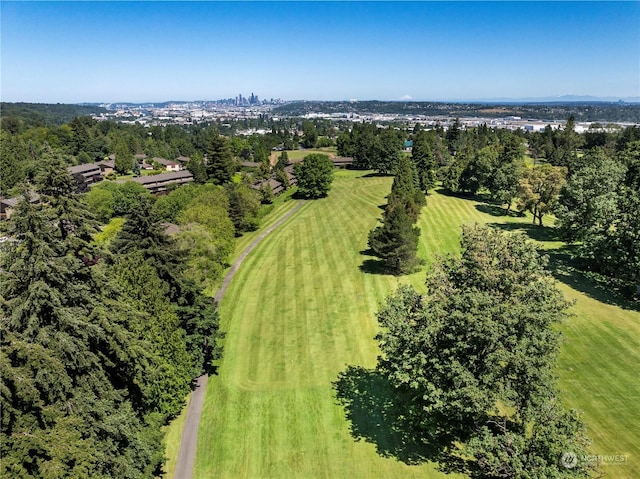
[[173, 200, 307, 479], [190, 170, 638, 479]]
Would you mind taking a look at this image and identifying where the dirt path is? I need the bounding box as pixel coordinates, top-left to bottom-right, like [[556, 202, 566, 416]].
[[173, 200, 306, 479]]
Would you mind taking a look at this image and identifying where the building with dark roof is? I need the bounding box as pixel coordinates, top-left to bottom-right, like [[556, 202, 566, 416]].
[[129, 170, 194, 194], [67, 163, 102, 185], [331, 157, 354, 168], [0, 191, 40, 220]]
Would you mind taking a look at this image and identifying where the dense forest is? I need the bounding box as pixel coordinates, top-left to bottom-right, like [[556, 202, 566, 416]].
[[0, 103, 107, 128], [1, 105, 639, 477], [0, 158, 223, 476]]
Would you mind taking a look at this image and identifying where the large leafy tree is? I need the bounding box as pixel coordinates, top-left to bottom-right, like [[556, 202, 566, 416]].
[[459, 145, 498, 194], [375, 225, 592, 478], [301, 120, 318, 148], [294, 153, 335, 198], [489, 161, 523, 214], [372, 127, 402, 175], [556, 145, 640, 293], [556, 148, 626, 243], [517, 164, 567, 226], [350, 122, 380, 170]]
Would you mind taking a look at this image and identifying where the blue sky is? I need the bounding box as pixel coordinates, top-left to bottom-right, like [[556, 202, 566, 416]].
[[1, 1, 638, 103]]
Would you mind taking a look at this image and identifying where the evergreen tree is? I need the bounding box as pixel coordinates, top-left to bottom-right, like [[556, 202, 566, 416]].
[[111, 196, 225, 375], [0, 168, 165, 477], [114, 138, 133, 174], [186, 153, 208, 183], [367, 203, 423, 274], [110, 253, 194, 415], [205, 130, 235, 184], [276, 150, 290, 169], [387, 154, 426, 222], [368, 154, 425, 274], [224, 182, 261, 234], [0, 130, 31, 194], [111, 196, 186, 298], [411, 130, 438, 192]]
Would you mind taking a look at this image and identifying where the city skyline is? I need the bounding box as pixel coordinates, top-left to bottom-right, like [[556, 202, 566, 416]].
[[1, 1, 639, 103]]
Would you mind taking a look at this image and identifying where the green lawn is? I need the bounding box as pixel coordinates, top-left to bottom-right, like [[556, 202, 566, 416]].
[[276, 148, 337, 162], [177, 170, 639, 478], [162, 400, 188, 479], [233, 188, 300, 261]]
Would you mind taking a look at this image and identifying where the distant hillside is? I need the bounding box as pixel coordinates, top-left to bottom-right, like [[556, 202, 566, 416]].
[[0, 102, 107, 127], [273, 100, 640, 123]]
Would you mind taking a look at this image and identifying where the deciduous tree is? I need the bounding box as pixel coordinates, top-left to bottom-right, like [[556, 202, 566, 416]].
[[294, 153, 334, 198], [375, 225, 592, 478], [517, 164, 567, 226], [302, 120, 318, 148]]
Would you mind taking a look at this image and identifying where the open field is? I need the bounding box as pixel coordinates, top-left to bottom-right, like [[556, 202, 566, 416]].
[[171, 170, 638, 478], [270, 148, 337, 165]]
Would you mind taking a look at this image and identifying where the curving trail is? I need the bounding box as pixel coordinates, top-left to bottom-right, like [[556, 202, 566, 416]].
[[173, 200, 306, 479]]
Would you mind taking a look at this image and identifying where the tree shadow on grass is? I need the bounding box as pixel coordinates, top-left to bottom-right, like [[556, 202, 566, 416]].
[[361, 172, 393, 178], [359, 249, 390, 276], [488, 221, 561, 243], [359, 258, 389, 276], [434, 187, 491, 202], [490, 222, 639, 312], [545, 247, 640, 312], [333, 366, 444, 465], [475, 203, 522, 218]]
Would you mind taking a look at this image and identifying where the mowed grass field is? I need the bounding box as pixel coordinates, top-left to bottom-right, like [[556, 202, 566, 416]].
[[270, 148, 338, 165], [184, 170, 639, 478]]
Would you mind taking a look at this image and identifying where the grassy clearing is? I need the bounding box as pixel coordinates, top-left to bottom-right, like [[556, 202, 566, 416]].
[[280, 148, 337, 161], [181, 170, 638, 478], [162, 400, 188, 479]]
